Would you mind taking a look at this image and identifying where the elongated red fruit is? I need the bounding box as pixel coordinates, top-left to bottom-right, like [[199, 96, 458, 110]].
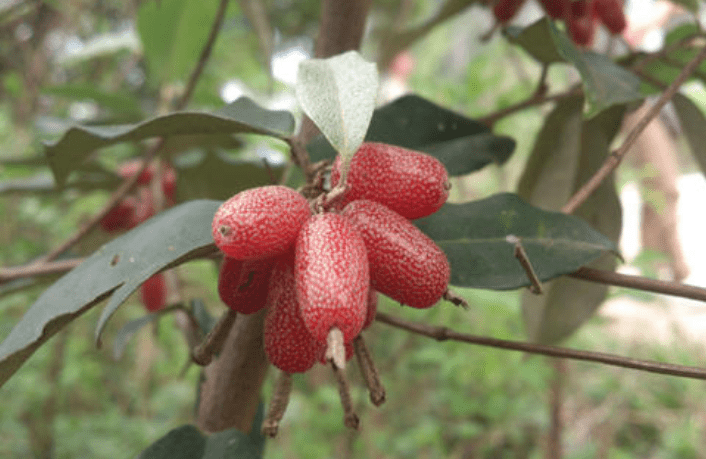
[[141, 273, 166, 312], [118, 160, 154, 185], [341, 200, 450, 309], [593, 0, 626, 34], [100, 196, 137, 233], [330, 142, 450, 220], [566, 0, 597, 46], [493, 0, 527, 22], [539, 0, 566, 18], [295, 213, 369, 344], [264, 255, 324, 373], [212, 185, 311, 260], [218, 256, 275, 314]]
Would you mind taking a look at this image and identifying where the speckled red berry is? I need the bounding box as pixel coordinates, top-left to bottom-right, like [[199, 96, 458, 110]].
[[100, 197, 137, 233], [341, 200, 450, 309], [218, 256, 275, 314], [330, 142, 450, 220], [212, 185, 311, 260], [264, 255, 324, 373], [295, 213, 369, 344], [141, 273, 166, 312], [118, 160, 154, 185], [594, 0, 626, 34]]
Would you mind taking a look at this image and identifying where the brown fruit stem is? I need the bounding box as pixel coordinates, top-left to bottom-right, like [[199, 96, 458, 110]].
[[192, 309, 238, 366], [261, 371, 293, 438], [325, 327, 346, 370], [443, 288, 469, 309], [353, 335, 386, 406], [331, 361, 360, 430]]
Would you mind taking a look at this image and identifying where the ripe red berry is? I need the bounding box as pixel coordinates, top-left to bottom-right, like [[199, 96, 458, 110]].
[[594, 0, 626, 34], [100, 196, 137, 233], [129, 187, 155, 228], [212, 186, 311, 260], [341, 200, 450, 309], [330, 142, 450, 220], [161, 164, 177, 199], [295, 213, 369, 344], [218, 256, 275, 314], [264, 255, 324, 373], [493, 0, 527, 23], [566, 0, 597, 46], [118, 160, 154, 185], [140, 273, 167, 312]]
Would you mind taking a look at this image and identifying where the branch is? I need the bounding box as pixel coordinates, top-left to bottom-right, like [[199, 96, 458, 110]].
[[478, 85, 582, 127], [0, 258, 84, 285], [562, 43, 706, 214], [375, 312, 706, 381], [176, 0, 230, 110]]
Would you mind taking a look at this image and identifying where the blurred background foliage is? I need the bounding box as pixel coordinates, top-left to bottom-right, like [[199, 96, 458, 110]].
[[2, 0, 706, 457]]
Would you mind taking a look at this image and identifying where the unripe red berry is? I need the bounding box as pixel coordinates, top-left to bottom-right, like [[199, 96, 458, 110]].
[[141, 273, 167, 312], [118, 160, 154, 185], [218, 256, 275, 314], [100, 196, 137, 233], [493, 0, 527, 23], [330, 142, 450, 220], [212, 186, 311, 260], [594, 0, 626, 34], [295, 213, 369, 344], [264, 256, 324, 373], [341, 200, 450, 309]]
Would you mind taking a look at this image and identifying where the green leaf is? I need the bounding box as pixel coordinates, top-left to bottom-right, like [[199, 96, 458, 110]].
[[308, 94, 514, 176], [42, 83, 143, 119], [44, 98, 295, 186], [0, 171, 121, 195], [519, 103, 624, 343], [174, 150, 281, 201], [413, 193, 617, 290], [296, 51, 378, 163], [203, 428, 262, 459], [137, 425, 206, 459], [505, 18, 564, 65], [112, 314, 160, 360], [0, 200, 220, 388], [673, 93, 706, 177], [137, 0, 220, 84], [190, 299, 218, 337]]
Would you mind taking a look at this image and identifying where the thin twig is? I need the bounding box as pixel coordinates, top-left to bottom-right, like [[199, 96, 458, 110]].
[[192, 309, 238, 366], [375, 312, 706, 380], [0, 258, 84, 285], [353, 335, 386, 406], [509, 235, 543, 294], [261, 371, 293, 438], [562, 43, 706, 214], [176, 0, 230, 111], [478, 86, 582, 127]]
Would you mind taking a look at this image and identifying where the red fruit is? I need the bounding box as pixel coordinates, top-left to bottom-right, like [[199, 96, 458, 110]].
[[162, 165, 177, 199], [594, 0, 626, 34], [212, 185, 311, 260], [129, 187, 155, 227], [341, 200, 450, 309], [363, 289, 378, 330], [118, 160, 154, 185], [566, 0, 597, 46], [264, 256, 324, 373], [539, 0, 566, 18], [218, 256, 275, 314], [493, 0, 527, 23], [295, 213, 369, 344], [330, 142, 450, 220], [100, 197, 137, 233], [141, 273, 167, 312]]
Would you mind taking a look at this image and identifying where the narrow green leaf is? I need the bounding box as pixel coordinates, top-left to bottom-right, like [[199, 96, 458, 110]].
[[414, 193, 617, 290], [296, 51, 378, 163], [44, 98, 295, 186], [505, 18, 564, 65], [0, 200, 220, 388], [137, 0, 220, 84], [307, 94, 514, 176], [673, 93, 706, 177], [42, 83, 143, 118], [519, 104, 624, 343], [112, 314, 160, 360], [190, 299, 218, 337], [137, 425, 206, 459], [203, 428, 262, 459]]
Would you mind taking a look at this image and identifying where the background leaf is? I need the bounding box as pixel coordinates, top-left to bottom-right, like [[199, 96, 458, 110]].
[[136, 425, 206, 459], [518, 102, 624, 343], [505, 18, 564, 65], [0, 200, 221, 388], [414, 193, 617, 290], [672, 93, 706, 177], [296, 51, 378, 162], [112, 313, 160, 360], [45, 98, 295, 186], [307, 94, 515, 176], [42, 83, 143, 119], [137, 0, 220, 84]]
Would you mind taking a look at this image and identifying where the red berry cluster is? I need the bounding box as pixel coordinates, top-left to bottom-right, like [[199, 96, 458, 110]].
[[494, 0, 627, 46], [211, 142, 452, 374], [101, 159, 177, 312]]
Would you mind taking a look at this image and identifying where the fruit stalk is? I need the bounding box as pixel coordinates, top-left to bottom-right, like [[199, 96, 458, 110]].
[[353, 335, 385, 406], [261, 371, 293, 438]]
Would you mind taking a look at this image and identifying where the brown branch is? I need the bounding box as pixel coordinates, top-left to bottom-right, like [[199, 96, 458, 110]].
[[510, 236, 543, 294], [375, 312, 706, 380], [562, 43, 706, 214], [478, 86, 582, 128], [0, 258, 84, 285], [176, 0, 229, 110], [192, 309, 238, 366]]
